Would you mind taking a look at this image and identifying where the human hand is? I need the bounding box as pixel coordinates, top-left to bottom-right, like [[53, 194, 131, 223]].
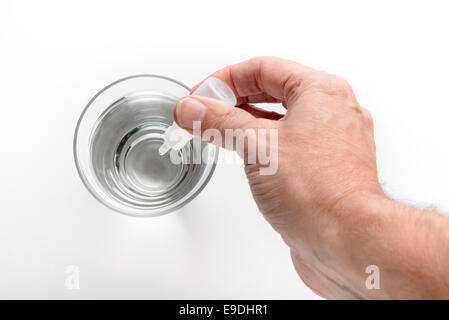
[[173, 57, 449, 299], [173, 56, 381, 298]]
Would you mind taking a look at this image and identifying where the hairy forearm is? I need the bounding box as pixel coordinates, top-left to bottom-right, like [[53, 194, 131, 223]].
[[327, 192, 449, 299]]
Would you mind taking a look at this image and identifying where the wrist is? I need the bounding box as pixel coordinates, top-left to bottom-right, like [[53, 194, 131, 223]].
[[288, 189, 392, 298], [331, 189, 449, 298]]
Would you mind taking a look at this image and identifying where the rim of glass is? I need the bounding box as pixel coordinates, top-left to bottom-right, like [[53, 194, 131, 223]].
[[73, 74, 219, 217]]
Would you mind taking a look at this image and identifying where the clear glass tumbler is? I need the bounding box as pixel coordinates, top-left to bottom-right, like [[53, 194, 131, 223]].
[[74, 75, 218, 217]]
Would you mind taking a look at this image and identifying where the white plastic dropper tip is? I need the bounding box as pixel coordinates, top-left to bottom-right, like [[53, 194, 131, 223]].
[[158, 143, 171, 156]]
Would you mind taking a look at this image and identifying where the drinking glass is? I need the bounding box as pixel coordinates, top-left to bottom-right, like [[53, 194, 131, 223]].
[[74, 75, 218, 217]]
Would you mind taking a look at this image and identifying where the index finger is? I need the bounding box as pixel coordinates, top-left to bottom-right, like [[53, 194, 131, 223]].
[[191, 56, 315, 105]]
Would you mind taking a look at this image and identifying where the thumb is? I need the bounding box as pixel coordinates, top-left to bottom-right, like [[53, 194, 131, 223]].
[[174, 95, 256, 136], [174, 95, 278, 174]]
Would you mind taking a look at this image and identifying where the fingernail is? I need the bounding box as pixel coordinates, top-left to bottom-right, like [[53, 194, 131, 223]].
[[175, 97, 206, 129]]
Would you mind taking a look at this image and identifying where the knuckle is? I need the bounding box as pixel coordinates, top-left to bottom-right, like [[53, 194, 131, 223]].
[[248, 56, 266, 67], [284, 71, 307, 101], [250, 55, 276, 63], [327, 75, 353, 97], [362, 108, 374, 126], [309, 72, 354, 98], [330, 74, 351, 90]]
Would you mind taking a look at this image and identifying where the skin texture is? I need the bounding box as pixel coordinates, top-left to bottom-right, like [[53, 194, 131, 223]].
[[174, 56, 449, 299]]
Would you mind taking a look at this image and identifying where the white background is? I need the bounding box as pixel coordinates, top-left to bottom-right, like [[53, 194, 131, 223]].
[[1, 0, 448, 299]]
